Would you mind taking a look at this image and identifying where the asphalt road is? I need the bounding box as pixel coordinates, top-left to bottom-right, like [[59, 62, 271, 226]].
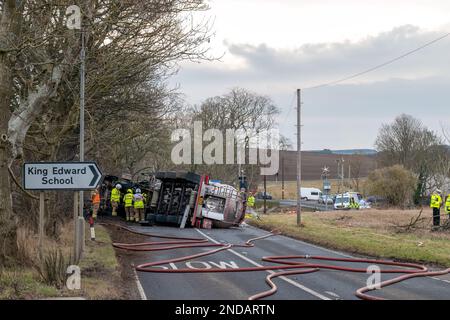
[[279, 199, 332, 211], [125, 223, 450, 300]]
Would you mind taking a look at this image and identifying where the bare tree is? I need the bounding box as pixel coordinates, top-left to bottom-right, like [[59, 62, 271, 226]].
[[192, 88, 279, 135], [442, 124, 450, 145], [375, 114, 441, 170], [348, 155, 363, 191], [0, 0, 21, 265], [375, 114, 444, 203], [184, 88, 281, 185], [0, 0, 213, 264]]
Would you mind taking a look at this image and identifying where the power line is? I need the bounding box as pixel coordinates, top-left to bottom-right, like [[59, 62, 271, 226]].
[[281, 91, 296, 124], [303, 31, 450, 90]]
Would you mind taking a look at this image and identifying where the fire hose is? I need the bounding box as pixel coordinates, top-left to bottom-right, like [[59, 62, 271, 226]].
[[102, 223, 450, 300]]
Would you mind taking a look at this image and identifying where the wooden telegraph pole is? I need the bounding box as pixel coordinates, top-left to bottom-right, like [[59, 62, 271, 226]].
[[296, 89, 302, 226]]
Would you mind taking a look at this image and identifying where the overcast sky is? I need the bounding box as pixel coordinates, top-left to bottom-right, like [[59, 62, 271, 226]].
[[170, 0, 450, 150]]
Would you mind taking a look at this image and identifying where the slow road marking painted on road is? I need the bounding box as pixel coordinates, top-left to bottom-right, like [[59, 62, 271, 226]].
[[185, 261, 240, 270], [195, 228, 331, 300], [150, 261, 241, 270]]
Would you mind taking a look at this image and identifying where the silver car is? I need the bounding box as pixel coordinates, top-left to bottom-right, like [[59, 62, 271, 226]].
[[318, 194, 334, 204]]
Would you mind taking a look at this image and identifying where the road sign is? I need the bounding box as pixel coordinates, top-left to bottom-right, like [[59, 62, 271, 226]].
[[23, 162, 102, 190]]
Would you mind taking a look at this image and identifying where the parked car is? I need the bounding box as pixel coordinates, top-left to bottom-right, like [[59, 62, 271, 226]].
[[366, 196, 387, 206], [318, 194, 334, 204], [255, 192, 273, 200]]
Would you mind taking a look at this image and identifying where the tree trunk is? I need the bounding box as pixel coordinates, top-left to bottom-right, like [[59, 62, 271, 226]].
[[0, 0, 18, 266]]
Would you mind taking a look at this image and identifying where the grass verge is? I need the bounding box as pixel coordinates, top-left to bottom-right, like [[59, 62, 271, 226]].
[[248, 209, 450, 267], [0, 224, 124, 299], [77, 225, 122, 299], [0, 269, 58, 299]]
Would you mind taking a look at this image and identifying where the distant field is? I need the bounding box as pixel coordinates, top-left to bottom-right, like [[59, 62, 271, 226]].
[[258, 179, 367, 199], [263, 150, 377, 181]]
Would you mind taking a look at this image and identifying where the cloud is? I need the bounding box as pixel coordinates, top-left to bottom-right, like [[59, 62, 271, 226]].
[[170, 25, 450, 149]]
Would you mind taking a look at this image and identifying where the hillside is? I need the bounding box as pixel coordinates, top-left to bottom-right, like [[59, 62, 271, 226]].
[[263, 150, 377, 181]]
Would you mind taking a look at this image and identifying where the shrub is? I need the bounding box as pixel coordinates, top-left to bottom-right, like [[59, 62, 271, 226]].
[[34, 248, 70, 289], [366, 165, 417, 207]]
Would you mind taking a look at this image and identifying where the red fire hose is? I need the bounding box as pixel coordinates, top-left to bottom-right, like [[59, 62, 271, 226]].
[[103, 223, 450, 300]]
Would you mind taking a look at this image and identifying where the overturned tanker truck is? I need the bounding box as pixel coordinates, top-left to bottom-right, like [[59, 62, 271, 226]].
[[100, 171, 247, 229]]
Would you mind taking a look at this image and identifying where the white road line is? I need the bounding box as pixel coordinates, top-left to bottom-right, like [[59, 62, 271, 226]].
[[325, 291, 341, 299], [132, 267, 148, 300], [247, 225, 353, 258], [195, 228, 331, 300], [431, 277, 450, 284]]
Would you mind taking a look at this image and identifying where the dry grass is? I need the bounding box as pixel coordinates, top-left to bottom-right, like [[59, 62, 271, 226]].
[[77, 225, 122, 299], [0, 269, 58, 299], [16, 227, 38, 266], [313, 209, 446, 233], [1, 223, 123, 299], [249, 208, 450, 266]]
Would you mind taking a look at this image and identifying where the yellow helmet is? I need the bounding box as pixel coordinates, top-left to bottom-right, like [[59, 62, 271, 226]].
[[127, 189, 133, 194]]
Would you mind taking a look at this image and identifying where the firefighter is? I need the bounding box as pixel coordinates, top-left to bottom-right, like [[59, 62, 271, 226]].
[[246, 192, 258, 219], [91, 188, 101, 219], [430, 189, 443, 227], [134, 188, 145, 222], [111, 184, 122, 217], [123, 189, 134, 221], [349, 197, 355, 209], [352, 197, 360, 210], [445, 193, 450, 218], [143, 192, 148, 205], [247, 193, 255, 210]]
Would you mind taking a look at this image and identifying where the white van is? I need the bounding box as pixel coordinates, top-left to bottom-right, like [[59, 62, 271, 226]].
[[300, 187, 322, 201]]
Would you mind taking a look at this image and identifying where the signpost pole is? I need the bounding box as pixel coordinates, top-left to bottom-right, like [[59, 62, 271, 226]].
[[73, 192, 79, 262], [39, 192, 45, 255]]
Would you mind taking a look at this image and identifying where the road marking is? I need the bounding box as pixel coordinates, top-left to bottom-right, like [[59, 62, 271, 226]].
[[186, 261, 212, 269], [209, 261, 240, 269], [325, 291, 341, 299], [132, 267, 147, 300], [247, 225, 353, 258], [195, 228, 330, 300], [431, 277, 450, 284]]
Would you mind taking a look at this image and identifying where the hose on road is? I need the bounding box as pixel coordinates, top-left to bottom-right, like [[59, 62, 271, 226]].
[[103, 223, 450, 300]]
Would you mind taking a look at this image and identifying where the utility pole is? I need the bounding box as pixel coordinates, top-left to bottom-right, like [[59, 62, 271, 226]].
[[263, 175, 267, 214], [348, 164, 351, 188], [336, 160, 340, 193], [79, 29, 86, 219], [296, 89, 302, 226], [336, 158, 345, 195], [281, 156, 285, 200], [66, 4, 85, 261]]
